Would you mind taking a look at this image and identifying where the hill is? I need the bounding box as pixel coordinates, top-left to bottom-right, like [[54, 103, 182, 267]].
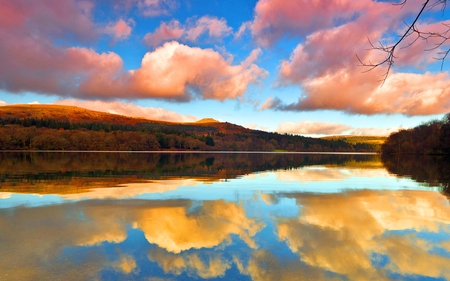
[[0, 104, 381, 152], [0, 104, 250, 135], [382, 113, 450, 154], [0, 104, 157, 125], [322, 135, 386, 151]]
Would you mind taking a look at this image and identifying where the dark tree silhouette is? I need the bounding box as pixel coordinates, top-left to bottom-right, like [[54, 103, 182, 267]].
[[358, 0, 450, 83]]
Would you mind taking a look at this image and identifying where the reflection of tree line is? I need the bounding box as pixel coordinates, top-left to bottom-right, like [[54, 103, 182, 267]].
[[0, 152, 380, 190], [382, 154, 450, 197]]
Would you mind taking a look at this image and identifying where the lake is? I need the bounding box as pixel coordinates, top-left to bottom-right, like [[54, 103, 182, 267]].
[[1, 152, 449, 281]]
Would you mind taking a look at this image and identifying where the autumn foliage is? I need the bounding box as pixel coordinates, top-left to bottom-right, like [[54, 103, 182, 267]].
[[0, 105, 380, 152], [382, 113, 450, 155]]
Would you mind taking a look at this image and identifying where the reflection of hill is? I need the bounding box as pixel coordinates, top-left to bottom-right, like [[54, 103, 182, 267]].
[[0, 152, 380, 194], [381, 154, 450, 196]]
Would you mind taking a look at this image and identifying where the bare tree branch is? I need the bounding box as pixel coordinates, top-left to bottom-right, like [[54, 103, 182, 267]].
[[359, 0, 450, 84]]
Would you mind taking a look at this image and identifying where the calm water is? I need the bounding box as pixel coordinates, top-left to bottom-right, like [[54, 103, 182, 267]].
[[1, 152, 450, 281]]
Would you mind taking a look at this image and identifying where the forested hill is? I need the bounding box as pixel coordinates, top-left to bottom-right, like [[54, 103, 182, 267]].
[[0, 104, 379, 152], [382, 113, 450, 155]]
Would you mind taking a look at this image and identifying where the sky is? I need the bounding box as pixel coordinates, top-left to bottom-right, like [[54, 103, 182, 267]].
[[1, 0, 450, 136]]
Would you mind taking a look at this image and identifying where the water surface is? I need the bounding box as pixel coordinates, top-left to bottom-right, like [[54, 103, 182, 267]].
[[1, 152, 449, 280]]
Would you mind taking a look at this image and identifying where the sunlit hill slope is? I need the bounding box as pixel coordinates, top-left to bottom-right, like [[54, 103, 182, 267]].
[[0, 104, 380, 152]]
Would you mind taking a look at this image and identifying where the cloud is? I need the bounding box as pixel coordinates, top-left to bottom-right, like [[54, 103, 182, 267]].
[[136, 0, 178, 16], [144, 16, 232, 47], [55, 100, 198, 122], [0, 99, 198, 122], [1, 11, 265, 103], [104, 18, 135, 41], [143, 20, 185, 47], [0, 0, 124, 96], [185, 16, 232, 42], [275, 120, 399, 136], [252, 0, 450, 116], [234, 21, 251, 40], [78, 42, 266, 101], [249, 0, 370, 46], [276, 121, 353, 135], [0, 1, 263, 103], [0, 0, 98, 42], [111, 0, 177, 16], [350, 126, 401, 136]]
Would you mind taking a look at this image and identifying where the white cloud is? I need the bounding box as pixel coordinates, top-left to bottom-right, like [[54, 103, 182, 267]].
[[276, 121, 401, 136], [55, 100, 198, 122]]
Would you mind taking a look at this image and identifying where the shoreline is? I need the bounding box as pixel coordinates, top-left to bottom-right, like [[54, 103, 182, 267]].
[[0, 150, 380, 155]]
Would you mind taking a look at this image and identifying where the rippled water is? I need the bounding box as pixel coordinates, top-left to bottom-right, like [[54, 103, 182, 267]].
[[0, 152, 449, 280]]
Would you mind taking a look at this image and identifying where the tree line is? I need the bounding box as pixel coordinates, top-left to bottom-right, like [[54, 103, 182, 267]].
[[0, 118, 380, 152], [382, 113, 450, 154]]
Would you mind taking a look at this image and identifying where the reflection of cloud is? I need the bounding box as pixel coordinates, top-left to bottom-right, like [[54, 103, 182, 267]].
[[0, 199, 262, 280], [0, 203, 120, 280], [0, 193, 12, 199], [62, 179, 200, 200], [274, 167, 349, 182], [137, 200, 264, 253], [236, 250, 334, 281], [275, 190, 450, 280], [111, 254, 137, 274], [273, 167, 390, 183], [381, 234, 450, 279], [148, 248, 230, 278]]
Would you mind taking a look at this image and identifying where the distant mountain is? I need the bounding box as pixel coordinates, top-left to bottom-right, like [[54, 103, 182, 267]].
[[321, 135, 386, 150], [195, 118, 219, 123]]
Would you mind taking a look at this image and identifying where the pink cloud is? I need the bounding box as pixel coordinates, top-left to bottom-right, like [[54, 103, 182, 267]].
[[54, 100, 198, 122], [276, 121, 353, 135], [0, 0, 97, 41], [136, 0, 177, 16], [275, 121, 400, 136], [185, 16, 232, 42], [143, 20, 185, 47], [144, 16, 233, 47], [259, 0, 450, 116], [234, 21, 251, 40], [0, 0, 264, 103], [250, 0, 372, 46], [0, 0, 129, 97], [78, 42, 267, 101], [0, 30, 123, 96], [104, 18, 135, 41], [350, 127, 401, 136]]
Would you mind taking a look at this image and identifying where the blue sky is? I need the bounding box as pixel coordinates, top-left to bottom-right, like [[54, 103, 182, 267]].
[[1, 0, 450, 136]]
